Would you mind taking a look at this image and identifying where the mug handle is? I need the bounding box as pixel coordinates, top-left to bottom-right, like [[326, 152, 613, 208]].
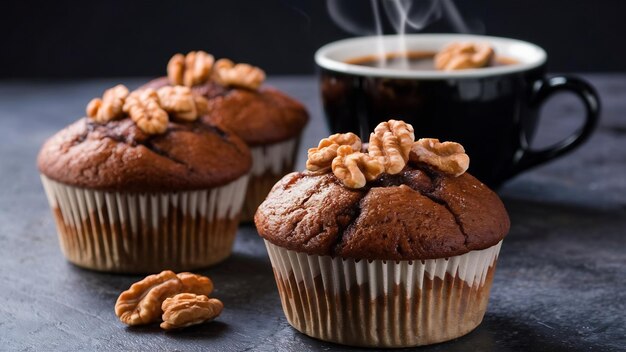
[[509, 76, 601, 177]]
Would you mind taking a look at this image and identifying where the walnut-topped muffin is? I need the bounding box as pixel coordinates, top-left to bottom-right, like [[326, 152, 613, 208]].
[[142, 51, 309, 221], [38, 85, 252, 273], [38, 116, 250, 193], [256, 166, 507, 260], [255, 119, 510, 348]]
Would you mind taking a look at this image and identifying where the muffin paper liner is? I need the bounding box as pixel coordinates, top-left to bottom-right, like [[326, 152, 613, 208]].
[[241, 137, 300, 221], [265, 240, 502, 348], [40, 174, 249, 273]]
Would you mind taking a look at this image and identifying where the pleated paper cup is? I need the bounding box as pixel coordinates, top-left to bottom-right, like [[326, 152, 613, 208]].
[[265, 240, 503, 348], [40, 174, 249, 273], [241, 137, 300, 221]]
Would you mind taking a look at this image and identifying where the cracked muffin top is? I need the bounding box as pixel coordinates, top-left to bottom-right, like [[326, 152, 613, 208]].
[[141, 51, 308, 146], [37, 85, 251, 193], [254, 120, 509, 260]]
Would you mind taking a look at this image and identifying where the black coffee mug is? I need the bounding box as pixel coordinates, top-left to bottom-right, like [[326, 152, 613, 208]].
[[315, 34, 600, 187]]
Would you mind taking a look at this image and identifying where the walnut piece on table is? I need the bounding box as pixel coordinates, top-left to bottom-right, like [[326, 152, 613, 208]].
[[114, 271, 216, 327], [176, 272, 214, 297], [160, 293, 224, 330], [115, 270, 183, 326]]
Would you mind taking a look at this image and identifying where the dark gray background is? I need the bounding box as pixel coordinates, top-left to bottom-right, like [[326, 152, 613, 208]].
[[1, 0, 625, 78]]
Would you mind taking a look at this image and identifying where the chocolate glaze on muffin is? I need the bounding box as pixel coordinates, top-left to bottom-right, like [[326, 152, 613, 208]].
[[142, 79, 308, 146], [255, 164, 509, 260], [37, 117, 251, 193]]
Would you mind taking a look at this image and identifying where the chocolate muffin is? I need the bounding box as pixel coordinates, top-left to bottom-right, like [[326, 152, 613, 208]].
[[255, 120, 510, 348], [38, 85, 252, 273], [143, 51, 309, 221]]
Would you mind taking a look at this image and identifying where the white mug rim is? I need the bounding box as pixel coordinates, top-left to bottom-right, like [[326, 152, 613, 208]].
[[314, 34, 547, 79]]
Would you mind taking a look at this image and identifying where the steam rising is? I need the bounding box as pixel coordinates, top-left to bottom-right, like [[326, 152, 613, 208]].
[[382, 0, 443, 33], [327, 0, 481, 67]]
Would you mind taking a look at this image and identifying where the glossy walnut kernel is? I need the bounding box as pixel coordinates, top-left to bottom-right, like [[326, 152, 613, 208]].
[[177, 272, 214, 297], [167, 51, 215, 87], [301, 119, 471, 189], [368, 119, 415, 174], [115, 271, 216, 326], [160, 293, 224, 330], [332, 145, 384, 189], [410, 138, 470, 177], [123, 89, 169, 134], [434, 42, 494, 71], [86, 84, 129, 123], [115, 270, 183, 326], [306, 132, 362, 172], [213, 58, 266, 90], [156, 86, 208, 121]]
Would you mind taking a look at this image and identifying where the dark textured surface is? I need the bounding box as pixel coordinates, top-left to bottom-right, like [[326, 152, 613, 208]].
[[0, 76, 624, 351]]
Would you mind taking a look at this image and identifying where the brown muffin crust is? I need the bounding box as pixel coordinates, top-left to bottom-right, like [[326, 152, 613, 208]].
[[141, 78, 309, 146], [202, 87, 308, 146], [255, 166, 510, 260], [38, 117, 251, 193]]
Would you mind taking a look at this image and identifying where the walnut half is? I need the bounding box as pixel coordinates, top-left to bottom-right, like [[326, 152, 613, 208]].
[[410, 138, 470, 177], [156, 86, 209, 122], [332, 145, 384, 189], [434, 42, 494, 71], [123, 89, 169, 134], [115, 271, 216, 326], [168, 51, 215, 87], [86, 84, 129, 123], [160, 293, 224, 330], [213, 58, 265, 90], [306, 132, 362, 172], [115, 270, 183, 326], [368, 119, 415, 174], [177, 272, 214, 297]]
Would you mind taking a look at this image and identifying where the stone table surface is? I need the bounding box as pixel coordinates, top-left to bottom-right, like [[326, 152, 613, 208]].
[[0, 75, 624, 352]]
